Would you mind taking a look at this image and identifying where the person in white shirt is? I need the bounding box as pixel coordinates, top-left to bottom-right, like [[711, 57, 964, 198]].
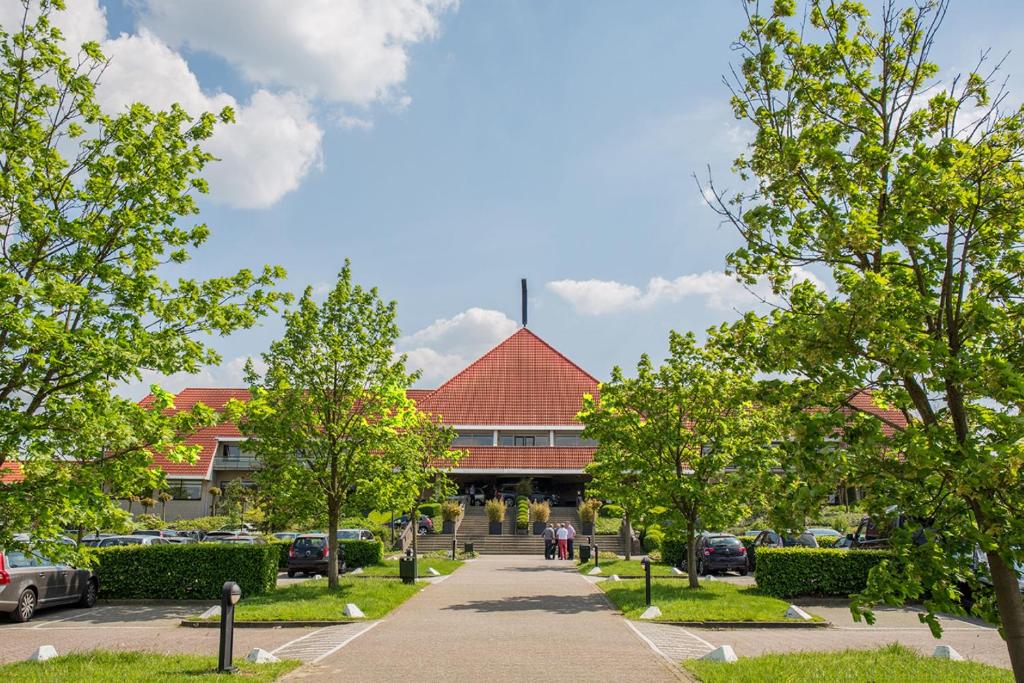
[[556, 523, 569, 560], [566, 522, 576, 560]]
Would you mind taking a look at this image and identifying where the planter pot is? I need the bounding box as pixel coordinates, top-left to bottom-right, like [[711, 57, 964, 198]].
[[517, 526, 529, 536], [581, 522, 594, 535], [442, 520, 455, 534], [532, 521, 547, 535], [488, 522, 503, 535]]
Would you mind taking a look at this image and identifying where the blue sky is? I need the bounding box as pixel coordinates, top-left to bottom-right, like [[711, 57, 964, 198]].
[[18, 1, 1023, 393]]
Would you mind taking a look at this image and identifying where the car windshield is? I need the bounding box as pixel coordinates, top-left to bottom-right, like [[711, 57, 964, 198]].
[[295, 537, 326, 549], [709, 537, 741, 547], [109, 537, 143, 545], [336, 530, 360, 539], [3, 550, 36, 568]]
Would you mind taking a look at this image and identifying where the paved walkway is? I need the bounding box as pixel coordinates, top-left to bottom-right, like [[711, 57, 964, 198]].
[[287, 555, 686, 682]]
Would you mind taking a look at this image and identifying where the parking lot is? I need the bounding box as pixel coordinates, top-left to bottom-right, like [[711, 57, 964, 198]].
[[0, 603, 321, 665]]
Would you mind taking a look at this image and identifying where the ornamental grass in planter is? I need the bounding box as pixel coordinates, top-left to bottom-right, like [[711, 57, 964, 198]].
[[440, 501, 463, 535], [530, 501, 551, 535], [578, 498, 602, 535], [485, 498, 506, 535]]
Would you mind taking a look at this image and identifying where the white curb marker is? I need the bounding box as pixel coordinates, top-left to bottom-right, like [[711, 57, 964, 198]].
[[29, 646, 58, 662], [701, 645, 738, 662]]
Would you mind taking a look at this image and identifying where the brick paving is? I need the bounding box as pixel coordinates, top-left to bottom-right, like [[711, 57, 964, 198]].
[[288, 554, 686, 682]]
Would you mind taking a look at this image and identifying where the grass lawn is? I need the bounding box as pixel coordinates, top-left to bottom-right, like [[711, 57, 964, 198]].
[[357, 558, 463, 577], [600, 578, 820, 622], [684, 643, 1012, 682], [578, 559, 678, 577], [0, 651, 299, 682], [192, 579, 421, 622]]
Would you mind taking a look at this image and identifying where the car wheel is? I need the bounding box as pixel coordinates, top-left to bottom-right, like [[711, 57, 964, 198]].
[[417, 527, 427, 536], [698, 560, 707, 577], [739, 568, 748, 576], [287, 570, 296, 578], [10, 588, 37, 623], [78, 578, 98, 608]]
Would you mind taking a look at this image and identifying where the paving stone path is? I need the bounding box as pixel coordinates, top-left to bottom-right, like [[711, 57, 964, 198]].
[[286, 555, 687, 682]]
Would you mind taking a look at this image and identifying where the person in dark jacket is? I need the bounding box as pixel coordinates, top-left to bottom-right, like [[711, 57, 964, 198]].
[[541, 524, 555, 560]]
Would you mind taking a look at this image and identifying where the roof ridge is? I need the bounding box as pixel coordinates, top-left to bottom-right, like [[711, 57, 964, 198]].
[[420, 327, 597, 403]]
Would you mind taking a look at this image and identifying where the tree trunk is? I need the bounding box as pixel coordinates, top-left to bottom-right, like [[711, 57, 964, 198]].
[[411, 504, 419, 558], [988, 551, 1024, 683], [327, 502, 339, 589], [623, 509, 632, 561], [686, 514, 699, 589]]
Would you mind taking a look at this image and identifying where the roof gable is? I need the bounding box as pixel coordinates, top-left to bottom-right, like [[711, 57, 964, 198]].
[[416, 328, 599, 425]]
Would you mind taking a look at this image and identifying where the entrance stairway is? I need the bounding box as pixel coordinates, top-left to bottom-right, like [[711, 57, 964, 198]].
[[413, 506, 627, 555]]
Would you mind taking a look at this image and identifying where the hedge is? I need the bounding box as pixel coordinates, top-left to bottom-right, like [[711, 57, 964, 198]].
[[338, 539, 384, 567], [92, 543, 278, 599], [600, 504, 624, 518], [755, 547, 893, 598], [662, 538, 686, 566], [270, 540, 291, 569], [418, 503, 441, 518]]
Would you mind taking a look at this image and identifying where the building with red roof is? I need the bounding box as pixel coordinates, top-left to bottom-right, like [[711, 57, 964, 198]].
[[140, 327, 903, 521]]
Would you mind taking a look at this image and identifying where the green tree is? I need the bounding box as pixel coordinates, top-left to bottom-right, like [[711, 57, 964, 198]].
[[582, 445, 650, 561], [579, 331, 780, 587], [0, 2, 285, 559], [235, 263, 455, 587], [708, 1, 1024, 674]]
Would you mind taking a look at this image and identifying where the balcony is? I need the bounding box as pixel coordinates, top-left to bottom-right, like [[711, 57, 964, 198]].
[[212, 453, 260, 470]]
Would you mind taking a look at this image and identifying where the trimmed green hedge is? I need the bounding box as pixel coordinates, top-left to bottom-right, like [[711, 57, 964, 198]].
[[418, 503, 441, 518], [92, 543, 278, 599], [662, 537, 686, 566], [817, 536, 839, 548], [270, 540, 291, 569], [338, 539, 384, 567], [755, 547, 893, 598]]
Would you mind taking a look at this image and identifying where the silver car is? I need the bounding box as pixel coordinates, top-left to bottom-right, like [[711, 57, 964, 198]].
[[0, 536, 97, 623], [82, 535, 172, 547]]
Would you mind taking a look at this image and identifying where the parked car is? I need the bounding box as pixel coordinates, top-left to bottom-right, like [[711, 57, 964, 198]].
[[752, 530, 818, 549], [210, 535, 266, 545], [807, 528, 843, 541], [83, 535, 173, 547], [386, 515, 433, 535], [272, 532, 299, 542], [0, 535, 98, 622], [287, 534, 344, 577], [683, 534, 748, 576], [166, 536, 196, 544], [131, 529, 178, 538], [336, 529, 374, 541], [201, 530, 238, 540]]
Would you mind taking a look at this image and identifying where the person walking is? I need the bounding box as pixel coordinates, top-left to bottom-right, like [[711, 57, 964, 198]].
[[542, 523, 555, 560], [556, 523, 569, 560], [566, 521, 576, 560]]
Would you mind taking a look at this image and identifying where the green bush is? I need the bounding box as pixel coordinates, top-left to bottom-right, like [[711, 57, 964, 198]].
[[755, 548, 893, 598], [600, 504, 624, 519], [516, 497, 529, 530], [339, 539, 384, 568], [133, 514, 164, 530], [662, 537, 686, 566], [270, 540, 291, 569], [418, 503, 441, 518], [642, 527, 664, 552], [92, 543, 278, 599], [817, 536, 839, 548], [440, 501, 463, 523], [171, 516, 230, 531]]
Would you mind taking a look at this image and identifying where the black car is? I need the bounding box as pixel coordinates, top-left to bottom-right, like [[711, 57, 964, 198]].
[[286, 534, 344, 577], [690, 534, 749, 576], [386, 515, 434, 535]]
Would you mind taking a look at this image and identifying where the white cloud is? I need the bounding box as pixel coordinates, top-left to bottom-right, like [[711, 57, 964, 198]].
[[547, 269, 824, 316], [98, 30, 323, 209], [140, 0, 457, 107], [396, 308, 518, 385], [337, 115, 375, 131]]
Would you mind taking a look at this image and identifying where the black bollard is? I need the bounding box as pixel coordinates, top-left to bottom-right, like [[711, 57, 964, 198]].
[[451, 537, 457, 561], [641, 556, 652, 607], [594, 544, 599, 568], [218, 581, 241, 673]]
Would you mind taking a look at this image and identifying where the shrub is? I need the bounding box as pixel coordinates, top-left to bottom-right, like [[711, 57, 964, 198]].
[[817, 536, 839, 548], [578, 499, 602, 523], [418, 503, 441, 518], [270, 540, 291, 568], [516, 497, 529, 530], [661, 537, 686, 566], [485, 498, 506, 522], [515, 477, 534, 497], [755, 548, 893, 598], [441, 501, 463, 523], [600, 504, 624, 519], [133, 514, 163, 530], [338, 539, 384, 568], [642, 526, 665, 552], [172, 516, 230, 532], [92, 543, 278, 599], [529, 500, 550, 523]]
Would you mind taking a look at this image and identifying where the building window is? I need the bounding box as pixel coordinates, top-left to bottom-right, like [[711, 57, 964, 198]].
[[553, 433, 599, 447], [221, 444, 241, 458], [498, 432, 547, 447], [167, 480, 202, 501], [451, 432, 493, 447]]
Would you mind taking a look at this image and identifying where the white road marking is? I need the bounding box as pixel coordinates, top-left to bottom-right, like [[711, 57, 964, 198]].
[[270, 621, 380, 663], [627, 620, 716, 661]]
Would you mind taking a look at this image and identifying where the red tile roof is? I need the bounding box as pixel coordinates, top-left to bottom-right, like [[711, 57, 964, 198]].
[[416, 328, 599, 425], [442, 447, 596, 470], [144, 388, 250, 478], [843, 390, 908, 435], [0, 461, 23, 483]]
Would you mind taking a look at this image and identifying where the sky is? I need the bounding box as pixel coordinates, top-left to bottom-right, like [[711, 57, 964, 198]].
[[5, 0, 1022, 395]]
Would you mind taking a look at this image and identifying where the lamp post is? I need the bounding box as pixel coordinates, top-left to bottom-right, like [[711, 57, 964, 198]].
[[218, 581, 242, 673]]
